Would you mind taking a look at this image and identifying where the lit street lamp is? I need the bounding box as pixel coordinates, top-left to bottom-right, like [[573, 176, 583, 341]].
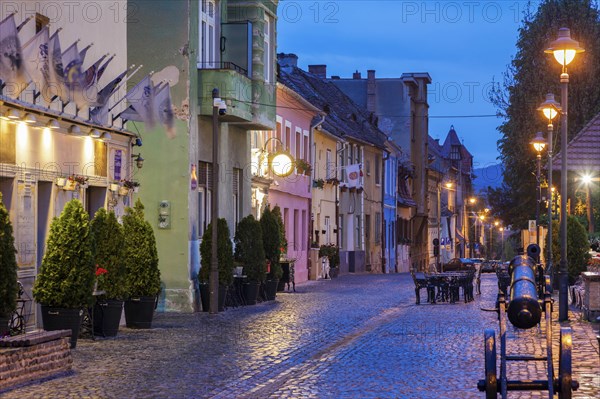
[[545, 27, 585, 321], [530, 131, 547, 246], [538, 93, 561, 283]]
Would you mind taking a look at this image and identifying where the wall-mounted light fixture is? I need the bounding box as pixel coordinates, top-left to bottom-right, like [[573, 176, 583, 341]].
[[1, 109, 20, 121], [22, 113, 37, 124], [68, 125, 82, 136], [45, 119, 60, 129], [132, 153, 144, 169], [101, 131, 112, 141], [89, 128, 102, 139]]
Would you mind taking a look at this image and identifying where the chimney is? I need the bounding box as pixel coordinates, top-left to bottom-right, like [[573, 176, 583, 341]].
[[277, 53, 298, 68], [367, 70, 376, 112], [353, 70, 362, 79], [308, 65, 327, 79]]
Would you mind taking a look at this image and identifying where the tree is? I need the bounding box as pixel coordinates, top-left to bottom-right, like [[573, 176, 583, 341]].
[[549, 216, 590, 283], [33, 199, 94, 308], [489, 0, 600, 228], [261, 206, 283, 280], [122, 199, 161, 297], [199, 218, 234, 286], [0, 193, 18, 318], [234, 215, 266, 283], [90, 208, 125, 299]]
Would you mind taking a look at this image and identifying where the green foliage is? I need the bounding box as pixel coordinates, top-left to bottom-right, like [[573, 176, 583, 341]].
[[319, 243, 340, 268], [0, 193, 18, 317], [234, 215, 266, 282], [261, 206, 282, 280], [272, 205, 287, 254], [199, 218, 234, 286], [489, 0, 600, 228], [122, 199, 161, 297], [90, 208, 125, 299], [550, 216, 591, 283], [33, 200, 94, 308]]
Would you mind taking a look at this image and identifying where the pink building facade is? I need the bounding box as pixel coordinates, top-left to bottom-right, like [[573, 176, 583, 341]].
[[250, 83, 320, 283]]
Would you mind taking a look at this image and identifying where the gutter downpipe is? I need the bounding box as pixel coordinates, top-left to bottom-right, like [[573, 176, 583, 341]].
[[309, 115, 326, 277], [382, 149, 390, 273]]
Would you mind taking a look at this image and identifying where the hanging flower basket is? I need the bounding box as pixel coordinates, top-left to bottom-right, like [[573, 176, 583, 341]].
[[63, 179, 77, 191], [118, 186, 130, 196], [109, 183, 120, 192], [56, 177, 66, 187]]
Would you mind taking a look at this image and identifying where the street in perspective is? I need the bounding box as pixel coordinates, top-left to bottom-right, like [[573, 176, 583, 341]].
[[3, 273, 599, 399]]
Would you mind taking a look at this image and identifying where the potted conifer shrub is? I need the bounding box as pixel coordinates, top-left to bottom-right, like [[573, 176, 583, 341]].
[[234, 215, 265, 305], [261, 206, 282, 300], [272, 206, 289, 292], [0, 194, 18, 337], [123, 199, 161, 328], [198, 218, 234, 312], [33, 199, 94, 348], [90, 208, 125, 337]]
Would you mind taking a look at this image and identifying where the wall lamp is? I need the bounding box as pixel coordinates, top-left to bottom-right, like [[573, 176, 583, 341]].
[[132, 153, 144, 169], [262, 137, 295, 178], [45, 119, 60, 129], [1, 109, 20, 121], [89, 129, 102, 139]]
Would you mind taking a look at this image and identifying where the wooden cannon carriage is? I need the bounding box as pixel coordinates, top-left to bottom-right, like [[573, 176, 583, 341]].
[[477, 245, 579, 398]]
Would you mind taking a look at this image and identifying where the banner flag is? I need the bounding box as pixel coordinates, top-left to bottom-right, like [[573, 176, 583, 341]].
[[125, 75, 155, 128], [95, 68, 127, 107], [46, 30, 67, 102], [0, 13, 28, 97], [346, 163, 362, 188], [153, 83, 175, 137]]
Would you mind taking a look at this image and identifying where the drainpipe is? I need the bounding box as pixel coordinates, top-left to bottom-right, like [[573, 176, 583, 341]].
[[382, 149, 389, 273], [309, 115, 325, 278]]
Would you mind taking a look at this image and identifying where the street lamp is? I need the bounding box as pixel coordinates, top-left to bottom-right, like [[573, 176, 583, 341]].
[[538, 93, 561, 283], [210, 88, 222, 314], [545, 27, 585, 321], [530, 131, 547, 246], [499, 226, 505, 261]]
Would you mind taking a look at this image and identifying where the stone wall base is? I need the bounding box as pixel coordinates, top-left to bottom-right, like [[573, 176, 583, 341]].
[[0, 337, 72, 392]]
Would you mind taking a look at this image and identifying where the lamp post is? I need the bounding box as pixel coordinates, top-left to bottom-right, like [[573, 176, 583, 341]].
[[530, 131, 547, 246], [210, 88, 221, 314], [499, 226, 505, 261], [538, 93, 561, 282], [545, 27, 585, 321], [468, 197, 477, 258]]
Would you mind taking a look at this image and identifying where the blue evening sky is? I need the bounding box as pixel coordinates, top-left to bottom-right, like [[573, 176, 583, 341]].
[[277, 0, 536, 168]]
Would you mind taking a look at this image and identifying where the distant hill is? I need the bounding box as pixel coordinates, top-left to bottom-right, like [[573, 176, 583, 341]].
[[473, 164, 504, 192]]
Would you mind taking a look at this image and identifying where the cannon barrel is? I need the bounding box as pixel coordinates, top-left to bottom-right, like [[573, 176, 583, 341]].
[[507, 255, 542, 329]]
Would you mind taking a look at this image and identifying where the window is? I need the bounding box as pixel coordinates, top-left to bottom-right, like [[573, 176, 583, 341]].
[[338, 215, 344, 249], [293, 209, 299, 250], [276, 118, 282, 150], [295, 129, 301, 162], [264, 14, 274, 83], [326, 149, 332, 179], [375, 212, 381, 243], [375, 154, 381, 185], [301, 210, 307, 250], [365, 215, 371, 243], [198, 161, 213, 235], [355, 215, 361, 249], [365, 160, 371, 176], [233, 168, 241, 234], [324, 216, 331, 244], [450, 145, 461, 160], [199, 0, 218, 69], [303, 132, 309, 161], [285, 123, 291, 151]]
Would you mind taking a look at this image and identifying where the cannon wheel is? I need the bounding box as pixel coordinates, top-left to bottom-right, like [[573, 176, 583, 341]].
[[558, 327, 573, 399], [484, 329, 498, 399]]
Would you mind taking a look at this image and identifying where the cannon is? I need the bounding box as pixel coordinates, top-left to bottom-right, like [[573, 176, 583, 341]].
[[478, 245, 578, 398]]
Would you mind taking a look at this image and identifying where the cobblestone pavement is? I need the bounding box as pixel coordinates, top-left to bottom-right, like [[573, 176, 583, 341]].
[[3, 273, 599, 399]]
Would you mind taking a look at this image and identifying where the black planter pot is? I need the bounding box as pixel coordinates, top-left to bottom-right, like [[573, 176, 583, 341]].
[[0, 315, 10, 337], [93, 299, 123, 337], [243, 281, 260, 305], [277, 279, 286, 292], [41, 306, 83, 349], [329, 267, 339, 278], [199, 284, 228, 312], [124, 296, 156, 329], [264, 279, 278, 301]]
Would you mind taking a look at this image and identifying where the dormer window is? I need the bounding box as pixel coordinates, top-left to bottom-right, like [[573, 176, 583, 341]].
[[450, 145, 461, 160]]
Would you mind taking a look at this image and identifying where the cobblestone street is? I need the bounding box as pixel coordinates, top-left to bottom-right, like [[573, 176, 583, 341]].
[[3, 273, 599, 399]]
